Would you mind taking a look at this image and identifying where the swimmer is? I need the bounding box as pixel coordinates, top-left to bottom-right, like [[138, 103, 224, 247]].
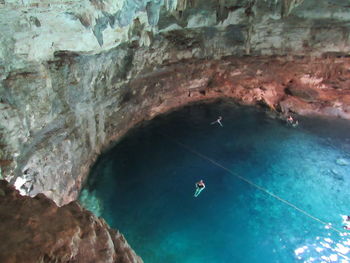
[[341, 215, 350, 222], [211, 116, 223, 127], [194, 179, 205, 197], [286, 115, 298, 127], [292, 120, 299, 127], [342, 215, 350, 230]]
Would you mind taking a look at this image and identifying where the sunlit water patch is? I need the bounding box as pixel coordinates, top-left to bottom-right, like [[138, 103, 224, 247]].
[[80, 101, 350, 263]]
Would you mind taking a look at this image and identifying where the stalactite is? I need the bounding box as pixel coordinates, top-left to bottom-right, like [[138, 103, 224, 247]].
[[245, 0, 256, 55], [146, 0, 161, 26], [281, 0, 304, 18], [164, 0, 177, 11], [216, 0, 227, 23], [176, 0, 187, 11], [176, 0, 198, 11]]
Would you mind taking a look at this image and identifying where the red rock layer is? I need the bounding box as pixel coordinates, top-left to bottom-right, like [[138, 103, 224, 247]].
[[0, 180, 142, 263]]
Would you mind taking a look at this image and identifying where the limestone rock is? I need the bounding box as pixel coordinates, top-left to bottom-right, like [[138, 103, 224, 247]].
[[0, 180, 142, 263], [1, 0, 350, 207]]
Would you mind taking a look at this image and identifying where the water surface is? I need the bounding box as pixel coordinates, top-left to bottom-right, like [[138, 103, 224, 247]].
[[80, 101, 350, 263]]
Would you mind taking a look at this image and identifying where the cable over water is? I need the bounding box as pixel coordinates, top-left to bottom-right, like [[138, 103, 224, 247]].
[[160, 132, 345, 235]]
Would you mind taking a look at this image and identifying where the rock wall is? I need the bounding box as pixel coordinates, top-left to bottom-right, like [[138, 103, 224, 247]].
[[0, 180, 143, 263], [2, 51, 350, 207], [1, 0, 350, 205]]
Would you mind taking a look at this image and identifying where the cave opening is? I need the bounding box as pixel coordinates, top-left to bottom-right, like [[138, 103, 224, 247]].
[[80, 100, 350, 263]]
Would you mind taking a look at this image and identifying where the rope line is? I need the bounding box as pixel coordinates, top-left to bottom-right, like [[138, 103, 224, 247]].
[[161, 132, 344, 235]]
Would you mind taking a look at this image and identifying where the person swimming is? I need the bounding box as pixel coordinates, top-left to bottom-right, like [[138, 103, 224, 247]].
[[286, 115, 298, 127], [194, 180, 205, 197], [211, 116, 223, 127], [342, 215, 350, 230]]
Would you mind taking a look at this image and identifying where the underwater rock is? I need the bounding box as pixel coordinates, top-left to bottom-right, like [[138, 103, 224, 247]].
[[0, 180, 143, 263], [331, 169, 339, 175], [336, 158, 349, 166], [79, 188, 103, 217], [330, 169, 343, 181]]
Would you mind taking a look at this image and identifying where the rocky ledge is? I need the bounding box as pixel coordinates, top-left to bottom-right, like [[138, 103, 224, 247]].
[[0, 180, 142, 263]]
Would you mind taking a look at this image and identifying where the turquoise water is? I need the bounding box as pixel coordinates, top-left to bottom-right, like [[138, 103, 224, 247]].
[[80, 101, 350, 263]]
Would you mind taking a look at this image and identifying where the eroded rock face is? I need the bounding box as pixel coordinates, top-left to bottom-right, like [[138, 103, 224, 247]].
[[2, 52, 350, 207], [0, 180, 142, 263], [1, 0, 350, 65], [1, 0, 350, 205]]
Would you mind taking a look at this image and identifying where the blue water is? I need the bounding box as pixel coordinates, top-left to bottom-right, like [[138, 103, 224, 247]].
[[80, 101, 350, 263]]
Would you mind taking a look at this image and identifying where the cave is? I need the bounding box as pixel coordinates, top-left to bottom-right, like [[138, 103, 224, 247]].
[[1, 0, 350, 262]]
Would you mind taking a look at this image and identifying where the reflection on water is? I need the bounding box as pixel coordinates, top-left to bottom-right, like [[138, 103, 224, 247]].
[[295, 228, 350, 262]]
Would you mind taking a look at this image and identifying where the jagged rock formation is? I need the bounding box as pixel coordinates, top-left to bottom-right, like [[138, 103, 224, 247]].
[[0, 0, 350, 211], [1, 0, 349, 65], [0, 180, 142, 263]]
